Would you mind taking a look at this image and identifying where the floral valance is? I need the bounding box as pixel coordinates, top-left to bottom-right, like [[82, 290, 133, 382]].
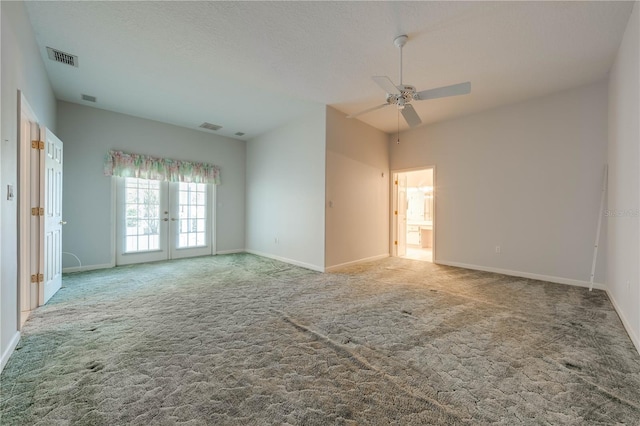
[[104, 150, 221, 184]]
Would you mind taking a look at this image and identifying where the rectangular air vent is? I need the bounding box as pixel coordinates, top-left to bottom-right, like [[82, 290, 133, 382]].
[[234, 132, 245, 136], [46, 47, 78, 67], [199, 122, 222, 131], [81, 94, 96, 103]]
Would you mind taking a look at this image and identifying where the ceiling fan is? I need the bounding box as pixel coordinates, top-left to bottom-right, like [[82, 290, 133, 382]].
[[347, 35, 471, 128]]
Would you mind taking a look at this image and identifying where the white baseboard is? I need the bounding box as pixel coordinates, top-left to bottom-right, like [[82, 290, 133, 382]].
[[63, 262, 113, 274], [435, 260, 606, 291], [1, 331, 20, 373], [215, 249, 245, 255], [244, 249, 324, 272], [605, 290, 640, 355], [325, 253, 390, 272]]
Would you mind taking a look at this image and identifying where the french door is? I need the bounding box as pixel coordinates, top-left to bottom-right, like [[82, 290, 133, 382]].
[[116, 177, 214, 265]]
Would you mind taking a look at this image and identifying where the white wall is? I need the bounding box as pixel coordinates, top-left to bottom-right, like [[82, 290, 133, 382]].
[[245, 106, 326, 271], [607, 2, 639, 352], [1, 1, 57, 370], [56, 102, 246, 269], [391, 81, 608, 287], [325, 106, 389, 269]]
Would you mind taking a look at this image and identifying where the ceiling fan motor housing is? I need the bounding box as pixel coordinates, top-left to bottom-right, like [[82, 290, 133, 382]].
[[386, 84, 417, 106]]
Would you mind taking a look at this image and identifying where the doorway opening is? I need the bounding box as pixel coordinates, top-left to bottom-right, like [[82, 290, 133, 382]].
[[392, 168, 435, 262]]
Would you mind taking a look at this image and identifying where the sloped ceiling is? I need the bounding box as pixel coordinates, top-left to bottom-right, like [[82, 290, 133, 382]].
[[25, 1, 634, 140]]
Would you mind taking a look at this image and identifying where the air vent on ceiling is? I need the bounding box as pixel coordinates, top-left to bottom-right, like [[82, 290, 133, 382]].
[[235, 132, 245, 136], [81, 94, 96, 103], [199, 122, 222, 131], [46, 47, 78, 67]]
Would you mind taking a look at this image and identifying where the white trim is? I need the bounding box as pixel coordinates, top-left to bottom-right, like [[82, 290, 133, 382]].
[[211, 184, 217, 256], [391, 172, 399, 256], [215, 249, 245, 255], [109, 177, 116, 268], [62, 263, 113, 274], [325, 253, 390, 272], [244, 249, 324, 272], [0, 332, 20, 373], [606, 289, 640, 356], [589, 165, 607, 290], [18, 92, 40, 320], [435, 259, 606, 290]]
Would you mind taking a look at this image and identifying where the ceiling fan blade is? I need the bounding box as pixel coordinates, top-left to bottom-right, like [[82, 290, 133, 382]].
[[372, 76, 401, 95], [346, 103, 390, 119], [401, 104, 422, 128], [416, 81, 471, 101]]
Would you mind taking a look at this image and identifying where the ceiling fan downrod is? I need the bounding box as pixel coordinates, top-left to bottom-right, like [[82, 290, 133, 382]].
[[394, 35, 408, 85]]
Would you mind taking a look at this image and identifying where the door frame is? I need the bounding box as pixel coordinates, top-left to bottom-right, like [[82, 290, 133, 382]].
[[391, 166, 437, 262], [17, 92, 41, 326]]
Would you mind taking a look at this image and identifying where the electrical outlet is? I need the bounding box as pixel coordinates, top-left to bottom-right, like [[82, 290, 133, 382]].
[[274, 237, 279, 244], [495, 245, 501, 254]]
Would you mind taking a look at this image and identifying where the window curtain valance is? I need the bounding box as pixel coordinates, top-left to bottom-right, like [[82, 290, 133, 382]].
[[104, 150, 221, 184]]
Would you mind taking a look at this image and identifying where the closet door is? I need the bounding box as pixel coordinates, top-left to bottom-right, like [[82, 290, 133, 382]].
[[41, 128, 64, 304]]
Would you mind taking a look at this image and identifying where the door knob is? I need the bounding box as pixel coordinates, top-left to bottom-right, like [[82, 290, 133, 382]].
[[163, 218, 169, 222]]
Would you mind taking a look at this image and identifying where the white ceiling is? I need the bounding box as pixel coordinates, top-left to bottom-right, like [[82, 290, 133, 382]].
[[25, 1, 634, 140]]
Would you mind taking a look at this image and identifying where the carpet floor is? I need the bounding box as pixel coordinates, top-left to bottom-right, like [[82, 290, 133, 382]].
[[1, 254, 639, 425]]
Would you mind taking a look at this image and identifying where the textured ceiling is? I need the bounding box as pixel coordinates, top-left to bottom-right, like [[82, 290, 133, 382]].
[[25, 1, 634, 140]]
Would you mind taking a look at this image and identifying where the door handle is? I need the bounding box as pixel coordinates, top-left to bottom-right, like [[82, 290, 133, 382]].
[[163, 218, 169, 222], [171, 218, 177, 221], [59, 221, 67, 225]]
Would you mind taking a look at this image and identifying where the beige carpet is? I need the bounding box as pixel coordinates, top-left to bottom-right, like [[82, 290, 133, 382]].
[[1, 254, 639, 425]]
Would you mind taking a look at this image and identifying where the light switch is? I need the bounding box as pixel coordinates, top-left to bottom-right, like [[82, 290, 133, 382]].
[[7, 184, 14, 201]]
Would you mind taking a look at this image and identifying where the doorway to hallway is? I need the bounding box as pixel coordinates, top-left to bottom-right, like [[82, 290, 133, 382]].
[[392, 168, 434, 262]]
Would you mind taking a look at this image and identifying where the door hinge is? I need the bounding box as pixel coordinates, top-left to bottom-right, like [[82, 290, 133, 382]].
[[30, 274, 43, 283], [394, 241, 398, 245], [395, 180, 398, 185], [31, 140, 44, 150], [31, 207, 44, 216], [394, 210, 398, 215]]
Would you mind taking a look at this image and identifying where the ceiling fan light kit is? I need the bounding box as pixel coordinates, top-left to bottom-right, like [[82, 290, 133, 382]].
[[348, 34, 471, 129]]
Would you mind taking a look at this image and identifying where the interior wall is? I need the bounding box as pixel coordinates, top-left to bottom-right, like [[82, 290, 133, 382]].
[[607, 2, 639, 352], [0, 1, 57, 369], [56, 101, 246, 269], [390, 80, 608, 287], [245, 106, 326, 271], [325, 106, 389, 269]]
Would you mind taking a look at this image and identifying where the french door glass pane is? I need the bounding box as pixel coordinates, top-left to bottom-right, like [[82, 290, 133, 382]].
[[177, 182, 207, 248], [123, 178, 161, 253]]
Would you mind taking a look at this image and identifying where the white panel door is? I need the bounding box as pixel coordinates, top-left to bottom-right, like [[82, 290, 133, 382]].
[[40, 128, 63, 304]]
